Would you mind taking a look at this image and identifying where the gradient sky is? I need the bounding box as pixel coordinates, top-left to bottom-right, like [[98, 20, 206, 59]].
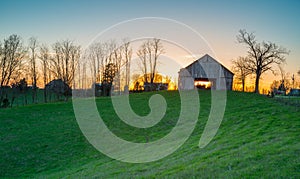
[[1, 0, 300, 87]]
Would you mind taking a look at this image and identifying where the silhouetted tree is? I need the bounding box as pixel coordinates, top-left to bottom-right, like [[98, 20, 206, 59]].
[[102, 63, 117, 96], [150, 38, 164, 84], [28, 37, 38, 103], [0, 34, 25, 87], [137, 42, 148, 83], [137, 38, 164, 87], [278, 64, 291, 91], [86, 42, 104, 83], [0, 34, 25, 106], [232, 56, 252, 92], [123, 40, 132, 90], [39, 44, 50, 102], [86, 40, 132, 94], [51, 40, 80, 87], [237, 29, 289, 94]]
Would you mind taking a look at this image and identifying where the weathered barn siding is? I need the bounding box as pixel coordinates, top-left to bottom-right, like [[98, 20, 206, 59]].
[[178, 54, 234, 90]]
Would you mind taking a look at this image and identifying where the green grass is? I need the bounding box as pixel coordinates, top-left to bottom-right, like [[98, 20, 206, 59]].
[[274, 95, 300, 107], [1, 88, 67, 107], [0, 91, 299, 178]]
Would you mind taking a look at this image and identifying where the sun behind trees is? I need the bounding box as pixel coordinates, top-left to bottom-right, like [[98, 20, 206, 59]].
[[84, 38, 166, 96], [232, 57, 252, 92], [137, 38, 164, 91]]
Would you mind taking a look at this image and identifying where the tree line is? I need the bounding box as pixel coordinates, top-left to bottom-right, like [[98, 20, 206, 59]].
[[83, 38, 164, 95], [2, 29, 292, 107], [0, 34, 165, 107], [0, 34, 81, 106]]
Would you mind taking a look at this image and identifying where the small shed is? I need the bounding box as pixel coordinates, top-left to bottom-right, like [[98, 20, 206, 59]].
[[178, 54, 234, 90]]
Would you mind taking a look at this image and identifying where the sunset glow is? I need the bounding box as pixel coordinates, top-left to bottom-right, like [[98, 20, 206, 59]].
[[0, 0, 299, 92], [194, 81, 212, 89]]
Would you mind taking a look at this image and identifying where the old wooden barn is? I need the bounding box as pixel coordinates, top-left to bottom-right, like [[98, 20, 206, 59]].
[[178, 54, 234, 90]]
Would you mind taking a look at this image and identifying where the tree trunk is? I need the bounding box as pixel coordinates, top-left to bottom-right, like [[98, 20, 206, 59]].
[[44, 88, 47, 103], [255, 73, 260, 94], [242, 79, 245, 92]]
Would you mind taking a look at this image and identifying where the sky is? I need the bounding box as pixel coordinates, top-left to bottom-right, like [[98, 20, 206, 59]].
[[1, 0, 300, 88]]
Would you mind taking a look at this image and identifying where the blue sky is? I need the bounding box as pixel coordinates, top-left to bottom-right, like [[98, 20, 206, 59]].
[[1, 0, 300, 85]]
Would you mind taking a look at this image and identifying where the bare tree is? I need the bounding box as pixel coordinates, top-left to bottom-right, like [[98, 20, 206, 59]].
[[122, 40, 132, 90], [137, 38, 164, 87], [278, 64, 286, 84], [0, 34, 25, 87], [137, 42, 149, 83], [51, 42, 63, 80], [232, 56, 251, 92], [150, 38, 164, 83], [237, 29, 289, 93], [51, 40, 80, 87], [86, 40, 132, 94], [270, 80, 281, 91], [291, 74, 295, 89], [112, 44, 123, 94], [70, 45, 80, 88], [39, 44, 50, 102], [82, 61, 87, 89], [0, 34, 25, 106], [278, 64, 291, 91], [86, 42, 104, 83], [28, 37, 39, 103]]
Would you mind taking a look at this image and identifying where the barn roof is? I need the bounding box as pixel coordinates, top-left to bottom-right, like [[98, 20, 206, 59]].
[[184, 54, 234, 75]]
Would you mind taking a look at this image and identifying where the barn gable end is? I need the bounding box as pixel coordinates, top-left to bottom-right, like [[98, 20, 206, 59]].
[[178, 54, 234, 90]]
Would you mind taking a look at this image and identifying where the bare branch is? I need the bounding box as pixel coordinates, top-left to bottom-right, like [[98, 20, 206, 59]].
[[236, 29, 289, 93], [136, 38, 164, 85]]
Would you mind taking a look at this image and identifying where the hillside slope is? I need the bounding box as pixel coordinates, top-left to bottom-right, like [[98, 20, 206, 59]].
[[0, 91, 299, 178]]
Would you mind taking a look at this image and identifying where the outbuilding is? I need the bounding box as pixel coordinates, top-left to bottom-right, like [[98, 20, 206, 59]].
[[178, 54, 234, 90]]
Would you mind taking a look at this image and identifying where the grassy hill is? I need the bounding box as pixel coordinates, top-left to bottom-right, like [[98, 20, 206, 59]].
[[0, 91, 299, 178]]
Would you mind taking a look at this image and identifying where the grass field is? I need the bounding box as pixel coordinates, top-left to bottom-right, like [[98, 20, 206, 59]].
[[0, 88, 68, 107], [274, 95, 300, 107], [0, 91, 299, 178]]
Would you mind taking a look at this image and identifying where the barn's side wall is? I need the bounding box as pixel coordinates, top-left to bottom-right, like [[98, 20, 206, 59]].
[[178, 69, 194, 90]]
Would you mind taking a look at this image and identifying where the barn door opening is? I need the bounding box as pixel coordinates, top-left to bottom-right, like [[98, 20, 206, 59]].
[[194, 78, 213, 89]]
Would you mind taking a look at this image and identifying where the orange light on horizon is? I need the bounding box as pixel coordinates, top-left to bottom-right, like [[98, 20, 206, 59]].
[[194, 81, 211, 89], [168, 82, 176, 90]]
